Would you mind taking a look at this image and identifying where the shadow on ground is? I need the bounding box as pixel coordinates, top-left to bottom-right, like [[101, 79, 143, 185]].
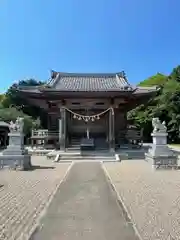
[[30, 165, 55, 171]]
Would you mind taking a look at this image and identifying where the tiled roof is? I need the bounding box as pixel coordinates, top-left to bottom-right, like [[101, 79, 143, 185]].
[[17, 71, 158, 96], [47, 72, 133, 92], [0, 121, 9, 127]]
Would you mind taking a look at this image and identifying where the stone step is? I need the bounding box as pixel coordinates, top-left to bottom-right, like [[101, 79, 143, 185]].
[[55, 156, 117, 162], [47, 151, 119, 162], [67, 146, 81, 150], [118, 150, 145, 160], [49, 154, 115, 160]]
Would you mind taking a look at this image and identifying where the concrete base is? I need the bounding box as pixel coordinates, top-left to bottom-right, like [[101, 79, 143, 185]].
[[46, 149, 117, 162], [27, 148, 52, 156], [117, 148, 145, 160], [0, 154, 32, 170], [3, 147, 28, 156], [145, 153, 177, 169], [148, 144, 174, 157]]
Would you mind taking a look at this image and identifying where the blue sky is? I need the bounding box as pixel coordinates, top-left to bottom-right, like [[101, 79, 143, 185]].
[[0, 0, 180, 92]]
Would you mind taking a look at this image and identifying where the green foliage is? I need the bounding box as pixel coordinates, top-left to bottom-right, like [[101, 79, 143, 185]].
[[129, 66, 180, 142], [2, 79, 45, 128], [32, 117, 41, 130], [0, 94, 4, 102], [0, 79, 45, 136], [0, 107, 35, 135], [138, 73, 167, 87], [2, 79, 44, 111], [169, 65, 180, 82]]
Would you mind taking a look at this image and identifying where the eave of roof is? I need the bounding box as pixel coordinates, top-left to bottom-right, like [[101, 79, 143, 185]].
[[19, 88, 41, 94], [18, 85, 158, 98], [133, 86, 158, 95], [17, 72, 158, 96], [0, 121, 9, 128]]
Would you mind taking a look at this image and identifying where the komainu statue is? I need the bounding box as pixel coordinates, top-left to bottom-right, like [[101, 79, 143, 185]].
[[9, 117, 24, 133], [152, 117, 167, 133]]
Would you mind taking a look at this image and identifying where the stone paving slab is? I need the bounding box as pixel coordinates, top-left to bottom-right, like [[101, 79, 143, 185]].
[[104, 160, 180, 240], [31, 162, 138, 240], [0, 156, 71, 240]]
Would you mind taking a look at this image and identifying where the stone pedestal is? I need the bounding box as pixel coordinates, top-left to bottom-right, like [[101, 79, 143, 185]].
[[0, 119, 31, 170], [145, 132, 177, 169]]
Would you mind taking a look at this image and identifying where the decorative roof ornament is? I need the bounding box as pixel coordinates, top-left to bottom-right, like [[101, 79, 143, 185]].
[[117, 71, 126, 79], [51, 70, 58, 79]]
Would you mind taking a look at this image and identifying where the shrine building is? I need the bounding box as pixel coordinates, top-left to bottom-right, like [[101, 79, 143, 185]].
[[18, 70, 157, 151]]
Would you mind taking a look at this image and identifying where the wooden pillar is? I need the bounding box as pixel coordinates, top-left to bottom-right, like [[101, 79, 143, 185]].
[[4, 131, 8, 148], [109, 108, 115, 152], [47, 114, 51, 130], [59, 107, 66, 151], [31, 129, 34, 148], [109, 109, 111, 148], [111, 108, 115, 151], [66, 111, 69, 146]]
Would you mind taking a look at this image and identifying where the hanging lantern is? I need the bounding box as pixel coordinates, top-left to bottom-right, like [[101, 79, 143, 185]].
[[96, 115, 100, 120], [73, 115, 77, 119], [84, 117, 88, 122], [78, 116, 82, 120]]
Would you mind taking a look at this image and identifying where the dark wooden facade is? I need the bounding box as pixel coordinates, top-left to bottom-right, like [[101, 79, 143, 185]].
[[18, 71, 157, 150]]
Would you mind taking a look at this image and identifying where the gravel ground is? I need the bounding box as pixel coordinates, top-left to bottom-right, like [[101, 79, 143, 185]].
[[0, 156, 71, 240], [104, 160, 180, 240], [31, 162, 138, 240]]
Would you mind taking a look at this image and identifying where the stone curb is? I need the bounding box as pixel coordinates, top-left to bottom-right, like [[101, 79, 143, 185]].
[[28, 162, 74, 240], [54, 159, 120, 163], [102, 163, 143, 240]]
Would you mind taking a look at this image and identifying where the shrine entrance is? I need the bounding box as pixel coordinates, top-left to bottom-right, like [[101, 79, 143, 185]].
[[59, 107, 115, 151]]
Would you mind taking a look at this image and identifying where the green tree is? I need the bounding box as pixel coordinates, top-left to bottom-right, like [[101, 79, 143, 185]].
[[0, 107, 36, 135], [0, 94, 4, 102], [2, 79, 44, 107], [169, 65, 180, 82], [0, 79, 46, 136], [138, 73, 167, 87], [2, 79, 45, 125], [153, 78, 180, 142], [128, 67, 180, 142]]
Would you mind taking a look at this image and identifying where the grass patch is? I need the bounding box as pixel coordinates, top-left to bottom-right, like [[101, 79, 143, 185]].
[[169, 144, 180, 147]]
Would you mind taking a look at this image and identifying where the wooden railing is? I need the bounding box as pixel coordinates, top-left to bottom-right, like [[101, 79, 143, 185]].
[[117, 128, 143, 147], [31, 129, 59, 139], [125, 129, 143, 141], [32, 129, 48, 137]]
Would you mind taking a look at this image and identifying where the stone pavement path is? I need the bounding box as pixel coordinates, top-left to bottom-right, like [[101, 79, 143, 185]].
[[31, 162, 139, 240], [0, 156, 71, 240]]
